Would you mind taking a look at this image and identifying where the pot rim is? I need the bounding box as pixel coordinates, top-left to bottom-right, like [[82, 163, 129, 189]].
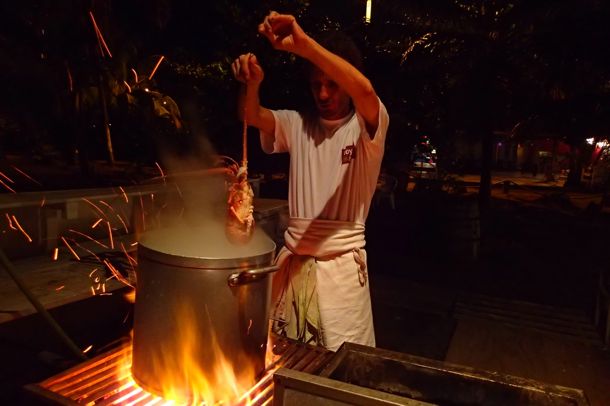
[[138, 243, 276, 270]]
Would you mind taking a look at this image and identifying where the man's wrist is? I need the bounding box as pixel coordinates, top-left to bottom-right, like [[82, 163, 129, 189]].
[[299, 35, 328, 64], [246, 81, 262, 92], [295, 35, 317, 60]]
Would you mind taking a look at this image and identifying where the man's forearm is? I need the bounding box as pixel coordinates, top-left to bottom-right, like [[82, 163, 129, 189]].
[[298, 36, 379, 128], [300, 37, 375, 103]]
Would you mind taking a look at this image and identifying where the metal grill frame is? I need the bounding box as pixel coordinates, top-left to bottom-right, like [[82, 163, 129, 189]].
[[24, 336, 333, 405]]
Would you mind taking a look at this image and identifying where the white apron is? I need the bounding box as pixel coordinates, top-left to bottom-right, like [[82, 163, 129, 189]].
[[270, 217, 374, 351]]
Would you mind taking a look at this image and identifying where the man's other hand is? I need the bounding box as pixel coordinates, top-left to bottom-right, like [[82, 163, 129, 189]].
[[231, 53, 264, 85], [258, 11, 309, 55]]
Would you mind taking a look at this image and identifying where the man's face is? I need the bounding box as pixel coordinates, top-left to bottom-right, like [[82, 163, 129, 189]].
[[309, 68, 351, 120]]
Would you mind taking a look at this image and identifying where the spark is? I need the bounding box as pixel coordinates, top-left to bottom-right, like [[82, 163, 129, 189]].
[[98, 200, 116, 213], [12, 215, 33, 242], [122, 309, 132, 324], [11, 165, 42, 185], [154, 162, 166, 185], [0, 171, 15, 184], [106, 221, 115, 249], [247, 319, 253, 335], [88, 11, 113, 58], [89, 268, 99, 277], [148, 55, 165, 80], [120, 242, 138, 267], [116, 214, 129, 234], [138, 194, 146, 232], [68, 228, 109, 249], [82, 198, 107, 219], [173, 183, 183, 198], [0, 178, 16, 193], [83, 345, 93, 353], [66, 65, 73, 92], [60, 237, 81, 261], [90, 286, 96, 296], [118, 186, 129, 203], [92, 218, 103, 228], [71, 240, 102, 263], [123, 80, 132, 93], [131, 68, 138, 84], [52, 247, 59, 261], [104, 259, 133, 288], [130, 242, 138, 247], [5, 213, 17, 230], [55, 285, 65, 291], [40, 196, 46, 207]]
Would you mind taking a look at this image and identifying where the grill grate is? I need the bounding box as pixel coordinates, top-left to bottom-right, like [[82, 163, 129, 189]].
[[25, 336, 332, 405]]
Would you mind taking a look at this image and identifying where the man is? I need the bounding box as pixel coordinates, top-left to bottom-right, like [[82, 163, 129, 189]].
[[231, 11, 389, 351]]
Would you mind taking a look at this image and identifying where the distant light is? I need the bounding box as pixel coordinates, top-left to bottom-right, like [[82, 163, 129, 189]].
[[431, 149, 436, 154], [597, 140, 608, 149], [365, 0, 372, 23], [144, 88, 150, 92], [586, 137, 594, 145]]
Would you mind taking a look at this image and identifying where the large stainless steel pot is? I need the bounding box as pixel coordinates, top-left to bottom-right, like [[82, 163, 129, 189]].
[[131, 222, 277, 399]]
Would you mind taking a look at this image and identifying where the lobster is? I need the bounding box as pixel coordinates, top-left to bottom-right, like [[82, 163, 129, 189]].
[[224, 106, 255, 244]]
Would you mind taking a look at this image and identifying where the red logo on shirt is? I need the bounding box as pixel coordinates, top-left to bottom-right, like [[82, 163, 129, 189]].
[[342, 145, 356, 164]]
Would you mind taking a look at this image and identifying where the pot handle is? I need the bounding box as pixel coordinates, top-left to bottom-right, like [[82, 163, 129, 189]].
[[228, 265, 279, 287]]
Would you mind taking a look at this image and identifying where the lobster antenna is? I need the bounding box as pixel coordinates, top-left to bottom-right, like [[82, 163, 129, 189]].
[[242, 101, 248, 170]]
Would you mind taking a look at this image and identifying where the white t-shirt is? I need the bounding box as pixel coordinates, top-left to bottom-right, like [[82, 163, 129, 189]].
[[264, 100, 389, 224]]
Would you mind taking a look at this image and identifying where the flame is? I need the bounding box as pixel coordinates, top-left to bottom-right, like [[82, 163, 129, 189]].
[[130, 302, 259, 405]]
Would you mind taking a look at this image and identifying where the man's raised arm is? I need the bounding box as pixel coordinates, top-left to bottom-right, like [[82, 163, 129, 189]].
[[258, 12, 380, 134]]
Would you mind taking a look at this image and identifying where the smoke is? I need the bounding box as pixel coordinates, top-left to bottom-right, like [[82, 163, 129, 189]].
[[133, 98, 274, 253], [152, 129, 225, 229]]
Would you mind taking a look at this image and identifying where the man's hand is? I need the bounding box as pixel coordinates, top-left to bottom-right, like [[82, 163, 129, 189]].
[[231, 53, 264, 85], [258, 11, 309, 55]]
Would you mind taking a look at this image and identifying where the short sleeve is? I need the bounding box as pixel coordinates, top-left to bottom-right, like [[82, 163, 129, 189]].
[[356, 98, 389, 146], [259, 109, 300, 154]]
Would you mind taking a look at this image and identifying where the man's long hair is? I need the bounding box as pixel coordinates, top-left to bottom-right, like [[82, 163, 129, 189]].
[[298, 30, 364, 126]]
